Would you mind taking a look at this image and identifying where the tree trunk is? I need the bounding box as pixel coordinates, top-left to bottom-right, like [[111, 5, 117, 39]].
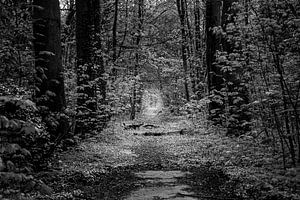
[[194, 0, 203, 98], [176, 0, 190, 102], [76, 0, 105, 135], [222, 0, 251, 135], [32, 0, 66, 111], [206, 0, 223, 120], [112, 0, 119, 63], [112, 0, 119, 77], [130, 0, 144, 120], [118, 0, 129, 58]]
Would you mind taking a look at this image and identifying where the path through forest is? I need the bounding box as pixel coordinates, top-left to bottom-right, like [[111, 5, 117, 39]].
[[52, 90, 240, 200], [120, 127, 236, 200], [118, 98, 236, 199]]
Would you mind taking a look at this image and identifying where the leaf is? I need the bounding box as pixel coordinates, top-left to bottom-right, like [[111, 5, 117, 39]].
[[20, 148, 31, 157], [5, 144, 21, 155], [8, 120, 20, 131], [0, 116, 9, 130], [23, 100, 38, 111], [21, 126, 36, 135], [39, 51, 55, 56], [6, 160, 16, 172], [45, 90, 56, 97]]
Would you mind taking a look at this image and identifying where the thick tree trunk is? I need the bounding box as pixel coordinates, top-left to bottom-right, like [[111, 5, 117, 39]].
[[176, 0, 190, 102], [223, 0, 251, 135], [76, 0, 99, 111], [32, 0, 65, 111], [206, 0, 223, 120], [76, 0, 105, 135], [206, 0, 251, 132], [131, 0, 144, 120]]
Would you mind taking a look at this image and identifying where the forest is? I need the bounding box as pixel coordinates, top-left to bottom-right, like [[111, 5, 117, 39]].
[[0, 0, 299, 199]]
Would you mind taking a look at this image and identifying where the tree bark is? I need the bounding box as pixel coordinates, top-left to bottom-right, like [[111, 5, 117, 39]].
[[111, 0, 119, 77], [76, 0, 105, 135], [32, 0, 66, 111], [112, 0, 119, 65], [223, 0, 251, 135], [193, 0, 203, 98], [206, 0, 223, 120], [130, 0, 144, 120], [176, 0, 190, 102]]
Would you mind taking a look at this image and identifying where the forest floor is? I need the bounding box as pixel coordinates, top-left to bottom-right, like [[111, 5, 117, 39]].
[[33, 111, 300, 200]]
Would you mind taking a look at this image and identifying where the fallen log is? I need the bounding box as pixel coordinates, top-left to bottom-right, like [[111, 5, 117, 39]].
[[143, 132, 163, 136], [123, 123, 144, 130], [143, 129, 187, 136]]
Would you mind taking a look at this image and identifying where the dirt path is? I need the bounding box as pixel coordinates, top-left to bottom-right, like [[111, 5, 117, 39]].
[[120, 130, 237, 200], [45, 114, 239, 200], [36, 112, 300, 200]]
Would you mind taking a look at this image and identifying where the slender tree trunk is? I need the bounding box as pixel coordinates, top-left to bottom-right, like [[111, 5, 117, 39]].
[[176, 0, 190, 102], [32, 0, 66, 111], [183, 0, 194, 56], [118, 0, 129, 58], [194, 0, 201, 55], [111, 0, 119, 77], [194, 0, 202, 98]]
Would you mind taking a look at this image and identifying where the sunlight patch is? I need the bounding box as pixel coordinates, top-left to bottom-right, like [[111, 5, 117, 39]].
[[141, 88, 164, 118]]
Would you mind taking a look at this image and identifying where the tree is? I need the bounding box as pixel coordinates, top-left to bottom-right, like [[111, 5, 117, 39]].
[[176, 0, 190, 102], [75, 0, 106, 135], [193, 0, 202, 98], [206, 0, 223, 121], [221, 0, 251, 135], [111, 0, 119, 77], [130, 0, 144, 120], [32, 0, 66, 111]]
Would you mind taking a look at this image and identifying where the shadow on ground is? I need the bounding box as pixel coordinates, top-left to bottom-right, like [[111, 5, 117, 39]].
[[39, 164, 239, 200], [39, 134, 240, 200]]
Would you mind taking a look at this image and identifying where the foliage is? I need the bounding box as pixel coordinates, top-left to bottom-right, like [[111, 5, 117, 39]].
[[0, 0, 299, 198], [106, 75, 140, 117], [226, 0, 300, 167], [0, 97, 49, 168], [0, 0, 34, 88], [201, 0, 299, 166], [0, 98, 52, 198]]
